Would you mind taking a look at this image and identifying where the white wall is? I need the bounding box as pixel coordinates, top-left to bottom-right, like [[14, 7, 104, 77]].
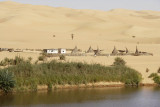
[[60, 49, 66, 54], [47, 49, 58, 54], [46, 49, 66, 54]]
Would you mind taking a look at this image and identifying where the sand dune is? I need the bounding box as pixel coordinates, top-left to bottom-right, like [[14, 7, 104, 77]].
[[0, 1, 160, 49], [0, 1, 160, 84]]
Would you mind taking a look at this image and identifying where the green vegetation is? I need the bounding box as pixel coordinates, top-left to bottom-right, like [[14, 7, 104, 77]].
[[149, 73, 160, 85], [0, 56, 142, 93], [28, 57, 32, 62], [0, 70, 15, 93], [38, 55, 46, 61], [113, 57, 126, 66], [0, 56, 25, 66], [59, 55, 66, 60]]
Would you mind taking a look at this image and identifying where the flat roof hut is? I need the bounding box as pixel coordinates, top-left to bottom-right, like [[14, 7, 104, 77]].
[[71, 46, 78, 54], [87, 46, 94, 53], [112, 46, 118, 55]]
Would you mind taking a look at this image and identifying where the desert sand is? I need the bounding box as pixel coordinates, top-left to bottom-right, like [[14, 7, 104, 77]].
[[0, 1, 160, 84]]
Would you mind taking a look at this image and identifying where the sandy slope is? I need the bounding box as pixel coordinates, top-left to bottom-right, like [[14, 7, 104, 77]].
[[0, 1, 160, 49], [0, 1, 160, 84]]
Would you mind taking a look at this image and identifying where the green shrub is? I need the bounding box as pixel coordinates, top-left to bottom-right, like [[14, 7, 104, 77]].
[[148, 73, 158, 78], [113, 57, 126, 66], [38, 55, 46, 61], [0, 70, 15, 93], [13, 56, 25, 65], [59, 55, 66, 60], [28, 57, 32, 62], [149, 73, 160, 85], [0, 60, 8, 66], [0, 56, 25, 66], [35, 60, 39, 65]]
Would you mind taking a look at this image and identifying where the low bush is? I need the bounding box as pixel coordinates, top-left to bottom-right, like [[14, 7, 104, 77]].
[[0, 56, 25, 66], [59, 55, 66, 60], [13, 56, 25, 65], [28, 57, 32, 62], [38, 55, 46, 61], [0, 60, 8, 66], [149, 73, 160, 85], [113, 57, 126, 66], [0, 70, 15, 93]]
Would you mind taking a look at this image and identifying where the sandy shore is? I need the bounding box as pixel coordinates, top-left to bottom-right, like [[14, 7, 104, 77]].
[[37, 82, 124, 90], [36, 82, 158, 92]]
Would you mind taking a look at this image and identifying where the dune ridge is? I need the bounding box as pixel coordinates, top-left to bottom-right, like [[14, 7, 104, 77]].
[[0, 1, 160, 49]]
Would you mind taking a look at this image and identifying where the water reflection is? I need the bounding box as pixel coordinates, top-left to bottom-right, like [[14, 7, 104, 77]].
[[0, 87, 159, 107]]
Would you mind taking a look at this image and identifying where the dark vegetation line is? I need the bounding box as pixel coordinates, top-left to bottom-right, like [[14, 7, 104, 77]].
[[149, 68, 160, 85], [0, 56, 142, 93]]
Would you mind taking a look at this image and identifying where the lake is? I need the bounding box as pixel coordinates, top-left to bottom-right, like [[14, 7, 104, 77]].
[[0, 87, 160, 107]]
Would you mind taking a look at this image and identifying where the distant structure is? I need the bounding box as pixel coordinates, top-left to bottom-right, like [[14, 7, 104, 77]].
[[126, 47, 129, 54], [44, 49, 58, 54], [146, 68, 149, 73], [71, 46, 78, 54], [134, 46, 153, 56], [94, 47, 101, 56], [71, 34, 74, 40], [125, 47, 133, 55], [44, 49, 66, 54], [0, 48, 8, 52], [87, 46, 94, 53], [14, 49, 23, 52], [111, 46, 118, 55], [135, 46, 139, 56], [58, 48, 66, 54]]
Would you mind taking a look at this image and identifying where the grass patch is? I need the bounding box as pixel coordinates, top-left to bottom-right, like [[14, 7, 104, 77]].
[[0, 56, 142, 92], [149, 73, 160, 85]]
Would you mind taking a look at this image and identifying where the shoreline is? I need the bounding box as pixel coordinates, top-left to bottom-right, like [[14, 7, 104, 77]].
[[37, 82, 125, 91], [0, 82, 158, 94], [35, 82, 159, 92]]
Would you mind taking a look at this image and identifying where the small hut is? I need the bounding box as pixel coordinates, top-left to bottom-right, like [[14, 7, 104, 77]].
[[135, 46, 139, 55], [94, 47, 101, 55], [87, 46, 94, 53], [71, 46, 78, 54], [112, 46, 118, 55], [126, 47, 129, 54], [8, 48, 14, 52]]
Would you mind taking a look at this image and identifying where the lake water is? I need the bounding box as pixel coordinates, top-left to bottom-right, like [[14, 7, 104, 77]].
[[0, 87, 160, 107]]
